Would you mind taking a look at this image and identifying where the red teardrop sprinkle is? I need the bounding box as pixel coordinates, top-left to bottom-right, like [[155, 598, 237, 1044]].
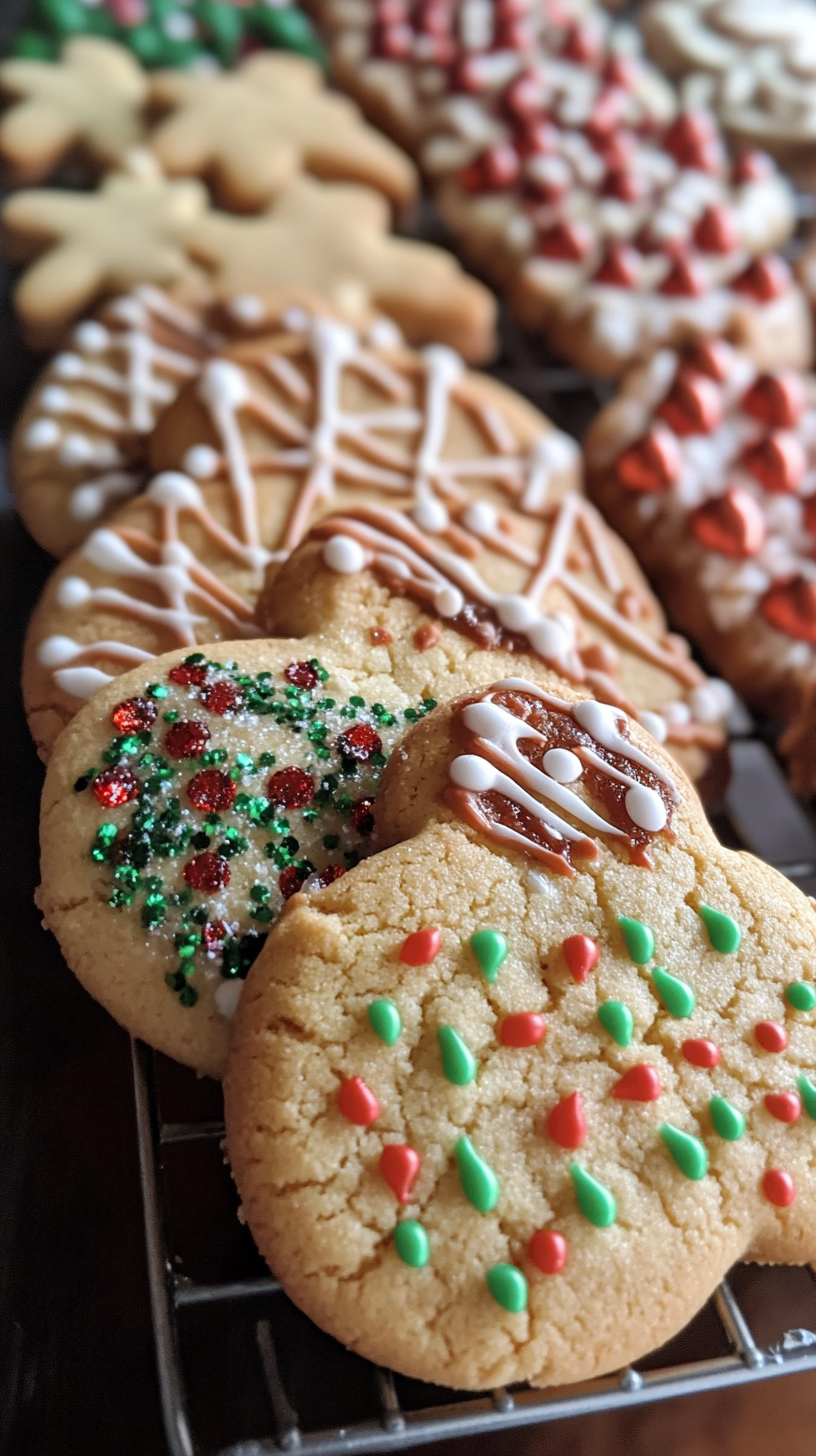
[[603, 54, 636, 89], [585, 86, 624, 141], [731, 254, 790, 303], [561, 20, 600, 64], [184, 852, 230, 891], [593, 241, 641, 286], [658, 372, 722, 436], [267, 766, 315, 808], [169, 661, 207, 686], [562, 934, 600, 984], [732, 149, 774, 183], [400, 927, 442, 965], [755, 1021, 788, 1053], [372, 20, 412, 58], [279, 864, 308, 899], [201, 919, 228, 951], [338, 1075, 381, 1125], [546, 1090, 587, 1149], [689, 488, 765, 560], [764, 1091, 801, 1124], [201, 680, 243, 716], [536, 220, 592, 261], [612, 1064, 661, 1101], [740, 431, 806, 495], [616, 425, 682, 492], [682, 339, 733, 382], [165, 719, 211, 760], [762, 1169, 796, 1207], [309, 864, 345, 891], [110, 696, 158, 734], [528, 1229, 568, 1275], [659, 252, 707, 297], [516, 116, 559, 158], [92, 765, 140, 807], [284, 660, 318, 690], [337, 723, 383, 761], [380, 1144, 420, 1202], [599, 169, 648, 204], [460, 141, 520, 193], [351, 797, 375, 835], [187, 769, 236, 812], [741, 370, 805, 428], [760, 577, 816, 645], [682, 1038, 721, 1068], [663, 111, 722, 172], [504, 69, 540, 120], [500, 1012, 547, 1047], [693, 204, 738, 254]]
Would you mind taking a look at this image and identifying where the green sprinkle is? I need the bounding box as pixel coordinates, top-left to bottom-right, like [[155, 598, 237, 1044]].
[[393, 1221, 429, 1268], [323, 834, 340, 850], [249, 883, 270, 904], [163, 710, 179, 723], [235, 753, 254, 770], [148, 683, 169, 699], [350, 695, 365, 707], [660, 1124, 708, 1180], [258, 751, 276, 767], [797, 1073, 816, 1120], [438, 1026, 478, 1085], [404, 708, 419, 722], [454, 1136, 499, 1213], [368, 999, 402, 1046], [697, 904, 741, 954], [179, 985, 199, 1008], [191, 832, 210, 851], [470, 929, 508, 983], [597, 1001, 634, 1047], [786, 981, 816, 1012], [709, 1096, 745, 1142], [250, 906, 273, 923], [652, 967, 695, 1019], [617, 916, 655, 964], [569, 1164, 616, 1227], [486, 1264, 527, 1313], [422, 698, 437, 712]]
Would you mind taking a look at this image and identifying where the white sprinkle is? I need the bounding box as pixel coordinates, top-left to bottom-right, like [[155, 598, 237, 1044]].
[[413, 498, 449, 533], [73, 320, 109, 352], [229, 294, 267, 325], [183, 444, 220, 479], [215, 979, 244, 1020], [323, 535, 366, 574], [433, 584, 464, 617], [24, 418, 60, 450]]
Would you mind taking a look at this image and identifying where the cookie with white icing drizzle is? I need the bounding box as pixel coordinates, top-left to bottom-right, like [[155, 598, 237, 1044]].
[[584, 338, 816, 779], [224, 675, 816, 1389]]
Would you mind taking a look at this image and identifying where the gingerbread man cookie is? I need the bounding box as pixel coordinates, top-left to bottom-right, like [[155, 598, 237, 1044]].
[[225, 676, 816, 1389]]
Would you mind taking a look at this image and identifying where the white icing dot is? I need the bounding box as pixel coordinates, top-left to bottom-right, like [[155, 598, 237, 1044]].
[[182, 444, 220, 480], [542, 747, 584, 783], [461, 701, 509, 738], [449, 753, 497, 792], [433, 584, 464, 617], [40, 385, 72, 413], [59, 434, 95, 466], [281, 305, 311, 332], [527, 617, 571, 661], [73, 320, 109, 352], [69, 484, 104, 521], [496, 594, 537, 633], [146, 471, 203, 509], [54, 665, 114, 699], [215, 978, 244, 1020], [625, 783, 667, 833], [413, 498, 449, 533], [461, 500, 498, 537], [161, 540, 195, 567], [367, 317, 403, 348], [38, 634, 82, 667], [662, 701, 692, 727], [53, 352, 85, 380], [198, 359, 250, 411], [83, 528, 142, 574], [528, 868, 557, 898], [229, 294, 267, 325], [163, 9, 195, 38], [637, 711, 668, 743], [56, 575, 92, 608], [323, 535, 366, 574], [24, 418, 60, 450], [689, 682, 730, 725]]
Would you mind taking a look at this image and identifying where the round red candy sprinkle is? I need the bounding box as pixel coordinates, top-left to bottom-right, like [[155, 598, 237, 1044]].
[[267, 766, 314, 809], [682, 1038, 721, 1068], [500, 1012, 546, 1047], [762, 1169, 796, 1207], [187, 769, 236, 813], [562, 934, 600, 984], [201, 680, 243, 716], [338, 1076, 381, 1125], [337, 722, 382, 761], [285, 660, 319, 690], [380, 1144, 420, 1202], [755, 1021, 788, 1052], [169, 661, 207, 686], [351, 797, 375, 835], [279, 865, 307, 899], [546, 1091, 587, 1150], [764, 1091, 801, 1124], [165, 719, 211, 760], [110, 696, 157, 734], [312, 864, 345, 890], [612, 1064, 661, 1101], [528, 1229, 567, 1275], [201, 920, 228, 951], [184, 852, 230, 891], [92, 765, 140, 807], [400, 927, 441, 965]]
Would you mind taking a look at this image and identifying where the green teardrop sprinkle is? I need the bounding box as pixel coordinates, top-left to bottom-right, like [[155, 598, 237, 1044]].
[[797, 1073, 816, 1120], [569, 1163, 617, 1227], [470, 928, 508, 983], [786, 981, 816, 1013], [617, 916, 655, 965], [438, 1026, 478, 1085], [597, 1000, 634, 1047], [709, 1095, 745, 1142], [454, 1135, 500, 1213], [697, 904, 742, 954], [486, 1264, 527, 1313], [393, 1220, 429, 1268], [660, 1124, 708, 1180], [652, 966, 696, 1019], [368, 999, 402, 1046]]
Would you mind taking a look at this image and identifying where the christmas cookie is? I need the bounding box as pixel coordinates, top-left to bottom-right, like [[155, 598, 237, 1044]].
[[584, 339, 816, 754], [224, 676, 816, 1390], [147, 53, 418, 212], [0, 37, 148, 185], [10, 285, 221, 559]]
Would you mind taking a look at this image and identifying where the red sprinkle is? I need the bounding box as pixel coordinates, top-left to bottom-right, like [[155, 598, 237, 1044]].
[[500, 1012, 546, 1047], [169, 661, 207, 687], [165, 719, 211, 760], [338, 1076, 381, 1125], [351, 798, 376, 835], [184, 852, 230, 891], [201, 680, 243, 716], [400, 927, 441, 965], [380, 1144, 420, 1202], [612, 1064, 661, 1101], [201, 920, 228, 951], [92, 765, 140, 807], [267, 766, 314, 809], [285, 660, 319, 690], [279, 865, 307, 899], [682, 1038, 721, 1068], [312, 864, 345, 890], [110, 697, 157, 734], [755, 1021, 788, 1053], [546, 1091, 587, 1150], [337, 722, 382, 761], [562, 934, 600, 984], [762, 1169, 796, 1207], [528, 1229, 567, 1275], [764, 1091, 801, 1124], [187, 769, 236, 813]]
